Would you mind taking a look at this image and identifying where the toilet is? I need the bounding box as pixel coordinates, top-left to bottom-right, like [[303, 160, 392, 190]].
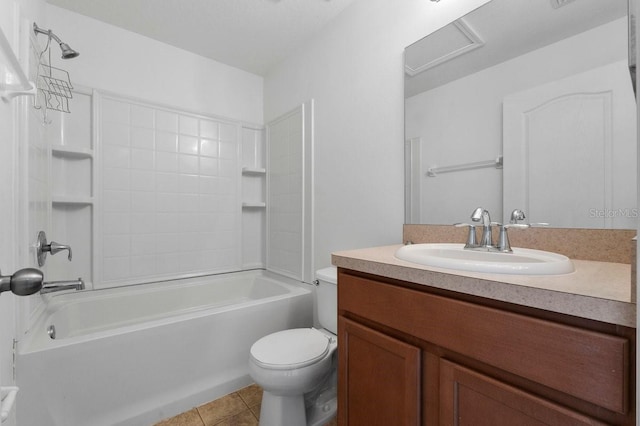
[[249, 267, 338, 426]]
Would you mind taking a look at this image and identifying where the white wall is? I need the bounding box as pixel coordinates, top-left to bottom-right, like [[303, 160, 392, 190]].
[[0, 1, 47, 424], [46, 5, 263, 125], [405, 17, 629, 225], [0, 5, 19, 421], [264, 0, 491, 271]]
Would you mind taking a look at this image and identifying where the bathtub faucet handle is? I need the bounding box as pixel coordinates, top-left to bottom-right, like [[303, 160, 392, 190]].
[[36, 231, 72, 266], [46, 241, 72, 261]]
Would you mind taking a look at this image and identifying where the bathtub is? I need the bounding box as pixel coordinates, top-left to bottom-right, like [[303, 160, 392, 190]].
[[16, 270, 313, 426]]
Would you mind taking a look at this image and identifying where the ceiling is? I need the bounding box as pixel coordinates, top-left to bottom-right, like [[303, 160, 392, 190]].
[[405, 0, 628, 97], [46, 0, 357, 76]]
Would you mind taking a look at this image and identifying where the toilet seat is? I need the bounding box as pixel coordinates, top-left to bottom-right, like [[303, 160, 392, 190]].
[[250, 328, 330, 370]]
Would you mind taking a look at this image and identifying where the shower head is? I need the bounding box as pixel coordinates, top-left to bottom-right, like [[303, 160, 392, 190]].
[[33, 23, 79, 60], [58, 42, 79, 59]]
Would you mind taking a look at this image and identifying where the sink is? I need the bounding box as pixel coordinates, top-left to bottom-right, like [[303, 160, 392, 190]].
[[395, 243, 574, 275]]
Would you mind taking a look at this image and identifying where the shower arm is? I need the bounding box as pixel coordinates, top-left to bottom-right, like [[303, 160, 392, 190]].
[[33, 23, 63, 45], [33, 22, 79, 59]]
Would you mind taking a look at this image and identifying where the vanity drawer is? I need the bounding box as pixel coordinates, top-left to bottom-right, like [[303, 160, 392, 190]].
[[338, 271, 629, 414]]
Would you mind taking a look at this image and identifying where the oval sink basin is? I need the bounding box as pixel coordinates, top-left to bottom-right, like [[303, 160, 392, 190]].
[[395, 243, 574, 275]]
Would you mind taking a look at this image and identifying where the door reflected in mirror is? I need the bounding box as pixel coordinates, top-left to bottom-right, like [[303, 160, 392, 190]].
[[404, 0, 636, 229]]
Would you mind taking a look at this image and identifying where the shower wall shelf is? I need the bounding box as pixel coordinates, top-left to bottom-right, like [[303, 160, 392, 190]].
[[52, 145, 93, 159], [241, 125, 266, 269], [0, 25, 36, 102], [52, 196, 93, 205], [47, 87, 94, 288], [242, 167, 266, 175]]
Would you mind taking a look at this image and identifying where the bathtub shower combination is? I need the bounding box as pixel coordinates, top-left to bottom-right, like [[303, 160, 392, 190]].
[[16, 270, 313, 426]]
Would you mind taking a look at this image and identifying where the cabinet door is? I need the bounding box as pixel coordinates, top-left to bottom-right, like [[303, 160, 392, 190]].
[[439, 359, 606, 426], [338, 316, 421, 425]]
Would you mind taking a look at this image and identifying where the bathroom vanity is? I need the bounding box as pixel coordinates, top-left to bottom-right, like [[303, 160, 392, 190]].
[[333, 245, 636, 425]]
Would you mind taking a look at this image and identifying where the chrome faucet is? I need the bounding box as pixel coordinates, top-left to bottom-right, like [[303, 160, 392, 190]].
[[471, 207, 493, 248], [40, 278, 85, 294], [457, 208, 533, 253]]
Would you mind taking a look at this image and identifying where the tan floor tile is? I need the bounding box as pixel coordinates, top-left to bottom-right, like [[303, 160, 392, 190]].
[[154, 408, 205, 426], [237, 384, 263, 407], [248, 403, 261, 420], [213, 409, 258, 426], [197, 393, 248, 426]]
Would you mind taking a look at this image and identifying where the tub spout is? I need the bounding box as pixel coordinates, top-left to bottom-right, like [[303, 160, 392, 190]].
[[40, 278, 84, 294]]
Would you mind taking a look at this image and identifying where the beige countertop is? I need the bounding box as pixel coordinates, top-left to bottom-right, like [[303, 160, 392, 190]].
[[332, 244, 636, 328]]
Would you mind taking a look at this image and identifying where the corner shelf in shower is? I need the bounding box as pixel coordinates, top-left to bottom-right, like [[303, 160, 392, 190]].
[[52, 195, 93, 206], [52, 144, 94, 159], [241, 165, 266, 209], [242, 202, 266, 208], [242, 167, 266, 175]]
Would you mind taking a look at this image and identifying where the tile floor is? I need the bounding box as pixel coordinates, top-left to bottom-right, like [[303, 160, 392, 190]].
[[154, 384, 262, 426], [154, 384, 338, 426]]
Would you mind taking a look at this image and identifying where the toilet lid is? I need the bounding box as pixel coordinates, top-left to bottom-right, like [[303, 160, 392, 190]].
[[250, 328, 330, 370]]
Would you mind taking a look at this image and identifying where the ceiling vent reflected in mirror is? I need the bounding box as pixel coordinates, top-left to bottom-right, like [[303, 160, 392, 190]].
[[404, 19, 484, 77]]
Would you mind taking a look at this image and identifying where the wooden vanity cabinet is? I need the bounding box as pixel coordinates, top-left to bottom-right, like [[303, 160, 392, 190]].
[[337, 269, 635, 426]]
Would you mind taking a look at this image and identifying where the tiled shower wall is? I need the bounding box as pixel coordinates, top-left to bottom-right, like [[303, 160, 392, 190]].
[[99, 95, 243, 286]]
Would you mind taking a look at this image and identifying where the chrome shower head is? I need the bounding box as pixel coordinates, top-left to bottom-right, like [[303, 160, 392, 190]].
[[33, 23, 79, 60], [59, 42, 79, 59]]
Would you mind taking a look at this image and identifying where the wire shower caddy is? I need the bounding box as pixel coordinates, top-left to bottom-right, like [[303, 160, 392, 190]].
[[36, 63, 74, 113]]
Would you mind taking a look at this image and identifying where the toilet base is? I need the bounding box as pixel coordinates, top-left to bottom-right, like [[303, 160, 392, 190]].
[[258, 388, 337, 426], [258, 391, 306, 426], [306, 387, 337, 426]]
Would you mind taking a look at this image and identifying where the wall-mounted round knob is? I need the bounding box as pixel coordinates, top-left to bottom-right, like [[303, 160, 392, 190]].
[[0, 268, 44, 296]]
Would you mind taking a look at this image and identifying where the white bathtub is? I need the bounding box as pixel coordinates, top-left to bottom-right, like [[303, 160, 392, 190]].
[[16, 270, 313, 426]]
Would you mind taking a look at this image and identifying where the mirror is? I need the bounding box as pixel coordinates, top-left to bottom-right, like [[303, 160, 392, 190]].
[[404, 0, 636, 229]]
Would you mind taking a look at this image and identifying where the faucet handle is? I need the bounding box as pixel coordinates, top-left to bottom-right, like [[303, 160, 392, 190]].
[[36, 231, 72, 266], [509, 209, 526, 224], [454, 223, 478, 248], [46, 241, 72, 261], [454, 222, 475, 227], [503, 223, 530, 230]]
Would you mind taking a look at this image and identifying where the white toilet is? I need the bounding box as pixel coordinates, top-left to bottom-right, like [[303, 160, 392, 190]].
[[249, 267, 338, 426]]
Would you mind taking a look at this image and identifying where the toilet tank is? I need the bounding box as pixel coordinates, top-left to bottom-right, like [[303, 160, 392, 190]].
[[315, 267, 338, 334]]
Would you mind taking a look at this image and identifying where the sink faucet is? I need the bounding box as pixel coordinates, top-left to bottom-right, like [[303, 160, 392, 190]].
[[40, 278, 85, 294], [471, 207, 493, 248], [458, 208, 532, 253]]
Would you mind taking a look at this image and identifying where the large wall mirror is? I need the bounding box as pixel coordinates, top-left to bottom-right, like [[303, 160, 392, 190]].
[[404, 0, 636, 229]]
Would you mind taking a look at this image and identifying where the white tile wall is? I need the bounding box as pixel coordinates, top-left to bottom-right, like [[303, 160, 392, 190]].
[[100, 96, 241, 286], [46, 90, 94, 288]]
